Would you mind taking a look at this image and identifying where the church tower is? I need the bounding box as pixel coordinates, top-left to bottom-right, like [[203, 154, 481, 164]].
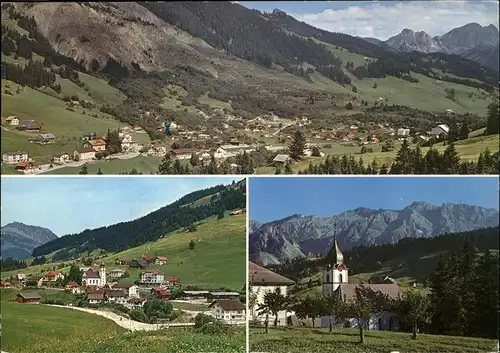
[[99, 263, 106, 287], [322, 228, 348, 297]]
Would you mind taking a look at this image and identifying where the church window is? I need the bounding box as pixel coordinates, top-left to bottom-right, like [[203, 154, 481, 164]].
[[339, 274, 343, 283], [326, 273, 330, 283]]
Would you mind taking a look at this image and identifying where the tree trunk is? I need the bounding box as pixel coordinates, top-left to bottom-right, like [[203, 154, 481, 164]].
[[265, 314, 269, 334], [312, 318, 315, 328], [359, 321, 365, 344], [274, 314, 278, 327], [412, 323, 417, 340], [329, 316, 332, 333]]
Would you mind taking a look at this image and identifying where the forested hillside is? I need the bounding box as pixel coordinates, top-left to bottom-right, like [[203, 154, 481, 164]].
[[31, 180, 246, 259]]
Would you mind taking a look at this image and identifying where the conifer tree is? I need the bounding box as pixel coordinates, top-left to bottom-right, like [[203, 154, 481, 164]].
[[288, 130, 306, 160]]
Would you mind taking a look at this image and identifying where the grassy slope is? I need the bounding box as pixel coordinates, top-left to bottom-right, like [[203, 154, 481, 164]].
[[2, 214, 246, 291], [249, 327, 497, 353], [1, 289, 245, 353]]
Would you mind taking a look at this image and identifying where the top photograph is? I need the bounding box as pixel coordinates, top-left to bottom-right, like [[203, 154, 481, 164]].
[[1, 1, 498, 176]]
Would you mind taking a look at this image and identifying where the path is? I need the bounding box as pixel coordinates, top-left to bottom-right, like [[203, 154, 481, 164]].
[[46, 305, 194, 331], [272, 123, 294, 136]]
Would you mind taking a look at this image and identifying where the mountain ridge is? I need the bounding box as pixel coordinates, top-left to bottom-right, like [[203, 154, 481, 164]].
[[249, 201, 499, 265], [1, 222, 58, 259]]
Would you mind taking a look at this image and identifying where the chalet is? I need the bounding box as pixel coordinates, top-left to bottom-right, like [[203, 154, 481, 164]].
[[87, 292, 105, 304], [142, 255, 155, 264], [230, 209, 245, 216], [84, 138, 106, 152], [140, 270, 164, 285], [129, 259, 148, 269], [74, 147, 96, 161], [53, 153, 71, 164], [5, 116, 20, 126], [65, 281, 83, 294], [209, 299, 245, 324], [105, 290, 127, 304], [16, 120, 41, 132], [249, 262, 295, 325], [42, 271, 65, 283], [16, 292, 42, 304], [2, 151, 28, 164], [111, 283, 139, 298], [429, 124, 450, 137], [15, 161, 35, 172], [109, 269, 124, 279], [170, 148, 194, 160], [127, 297, 146, 309], [29, 133, 56, 145], [154, 256, 168, 265], [115, 258, 127, 265], [165, 276, 180, 287], [151, 287, 170, 299], [25, 276, 44, 288], [273, 154, 292, 166]]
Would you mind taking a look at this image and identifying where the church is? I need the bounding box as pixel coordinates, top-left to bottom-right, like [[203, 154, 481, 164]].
[[320, 235, 402, 331], [82, 263, 107, 288]]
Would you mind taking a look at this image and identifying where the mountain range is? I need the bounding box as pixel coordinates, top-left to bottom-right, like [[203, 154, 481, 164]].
[[249, 201, 499, 265], [375, 23, 499, 70], [1, 222, 58, 259]]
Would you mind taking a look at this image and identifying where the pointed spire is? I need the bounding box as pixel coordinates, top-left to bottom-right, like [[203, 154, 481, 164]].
[[325, 224, 344, 265]]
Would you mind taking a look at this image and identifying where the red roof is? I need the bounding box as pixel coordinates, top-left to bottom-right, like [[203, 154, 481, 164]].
[[156, 256, 168, 261], [66, 281, 79, 288], [16, 161, 31, 168], [44, 271, 61, 277], [166, 277, 179, 282], [87, 292, 104, 300], [118, 257, 126, 261], [152, 287, 167, 292]]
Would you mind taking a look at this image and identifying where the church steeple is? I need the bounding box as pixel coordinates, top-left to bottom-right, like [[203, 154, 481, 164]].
[[325, 228, 344, 266]]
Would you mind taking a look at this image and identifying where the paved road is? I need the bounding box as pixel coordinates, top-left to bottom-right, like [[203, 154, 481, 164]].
[[46, 305, 195, 331]]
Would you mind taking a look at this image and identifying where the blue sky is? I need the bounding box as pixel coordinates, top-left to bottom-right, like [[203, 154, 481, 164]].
[[238, 1, 499, 40], [249, 177, 499, 222], [1, 177, 241, 236]]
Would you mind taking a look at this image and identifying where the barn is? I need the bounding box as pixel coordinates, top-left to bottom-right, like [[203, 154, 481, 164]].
[[16, 292, 42, 304]]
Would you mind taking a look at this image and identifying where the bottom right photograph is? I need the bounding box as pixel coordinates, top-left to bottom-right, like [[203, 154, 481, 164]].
[[247, 177, 499, 353]]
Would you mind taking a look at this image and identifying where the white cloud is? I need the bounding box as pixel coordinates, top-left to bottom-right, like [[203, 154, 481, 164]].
[[289, 1, 499, 40]]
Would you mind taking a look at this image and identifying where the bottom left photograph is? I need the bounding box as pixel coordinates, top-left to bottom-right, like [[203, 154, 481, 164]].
[[0, 176, 247, 353]]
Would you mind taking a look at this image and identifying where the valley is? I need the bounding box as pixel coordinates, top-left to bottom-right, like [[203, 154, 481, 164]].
[[1, 2, 498, 175]]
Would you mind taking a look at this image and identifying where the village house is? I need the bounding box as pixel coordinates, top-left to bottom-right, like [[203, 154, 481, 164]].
[[111, 283, 140, 298], [151, 287, 170, 299], [15, 161, 37, 173], [82, 132, 97, 141], [105, 290, 127, 304], [74, 147, 96, 161], [165, 276, 180, 287], [120, 134, 140, 152], [343, 130, 356, 141], [273, 154, 292, 166], [115, 258, 127, 265], [209, 298, 245, 324], [215, 144, 254, 158], [249, 262, 295, 325], [140, 270, 164, 285], [429, 124, 450, 138], [320, 236, 402, 331], [0, 281, 12, 288], [142, 255, 155, 264], [154, 256, 168, 265], [87, 292, 105, 304], [65, 281, 83, 294], [53, 153, 71, 164], [2, 151, 29, 164], [25, 276, 44, 288], [5, 115, 20, 126], [126, 297, 147, 309], [396, 128, 410, 138], [16, 292, 42, 304], [230, 209, 245, 216], [16, 274, 27, 281], [84, 138, 106, 152], [29, 133, 56, 145], [42, 271, 65, 283], [109, 269, 124, 279], [129, 259, 148, 269], [16, 120, 41, 132], [170, 148, 194, 160]]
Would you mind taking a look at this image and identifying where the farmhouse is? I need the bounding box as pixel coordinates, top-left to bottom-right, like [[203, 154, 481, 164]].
[[209, 299, 245, 324], [151, 287, 170, 299], [111, 283, 139, 298], [154, 256, 168, 265], [115, 258, 127, 265], [42, 271, 65, 283], [320, 236, 402, 331], [165, 276, 180, 287], [170, 148, 194, 159], [53, 153, 71, 164], [65, 281, 83, 294], [429, 124, 450, 137], [105, 290, 127, 304], [74, 147, 96, 161], [16, 120, 41, 132], [142, 255, 155, 264], [129, 259, 148, 269], [140, 270, 164, 285], [87, 292, 105, 304], [5, 116, 20, 126], [127, 297, 147, 309], [25, 276, 44, 287], [2, 151, 28, 164], [16, 292, 42, 304], [273, 154, 292, 166], [249, 261, 295, 326], [15, 161, 36, 173], [29, 133, 56, 145], [84, 138, 107, 151]]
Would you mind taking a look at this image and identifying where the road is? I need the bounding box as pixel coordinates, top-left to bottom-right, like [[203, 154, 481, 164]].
[[46, 305, 195, 331], [30, 152, 141, 175]]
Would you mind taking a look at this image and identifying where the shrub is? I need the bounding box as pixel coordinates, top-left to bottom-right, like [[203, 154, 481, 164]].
[[70, 95, 79, 101], [195, 313, 215, 328], [129, 309, 149, 323]]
